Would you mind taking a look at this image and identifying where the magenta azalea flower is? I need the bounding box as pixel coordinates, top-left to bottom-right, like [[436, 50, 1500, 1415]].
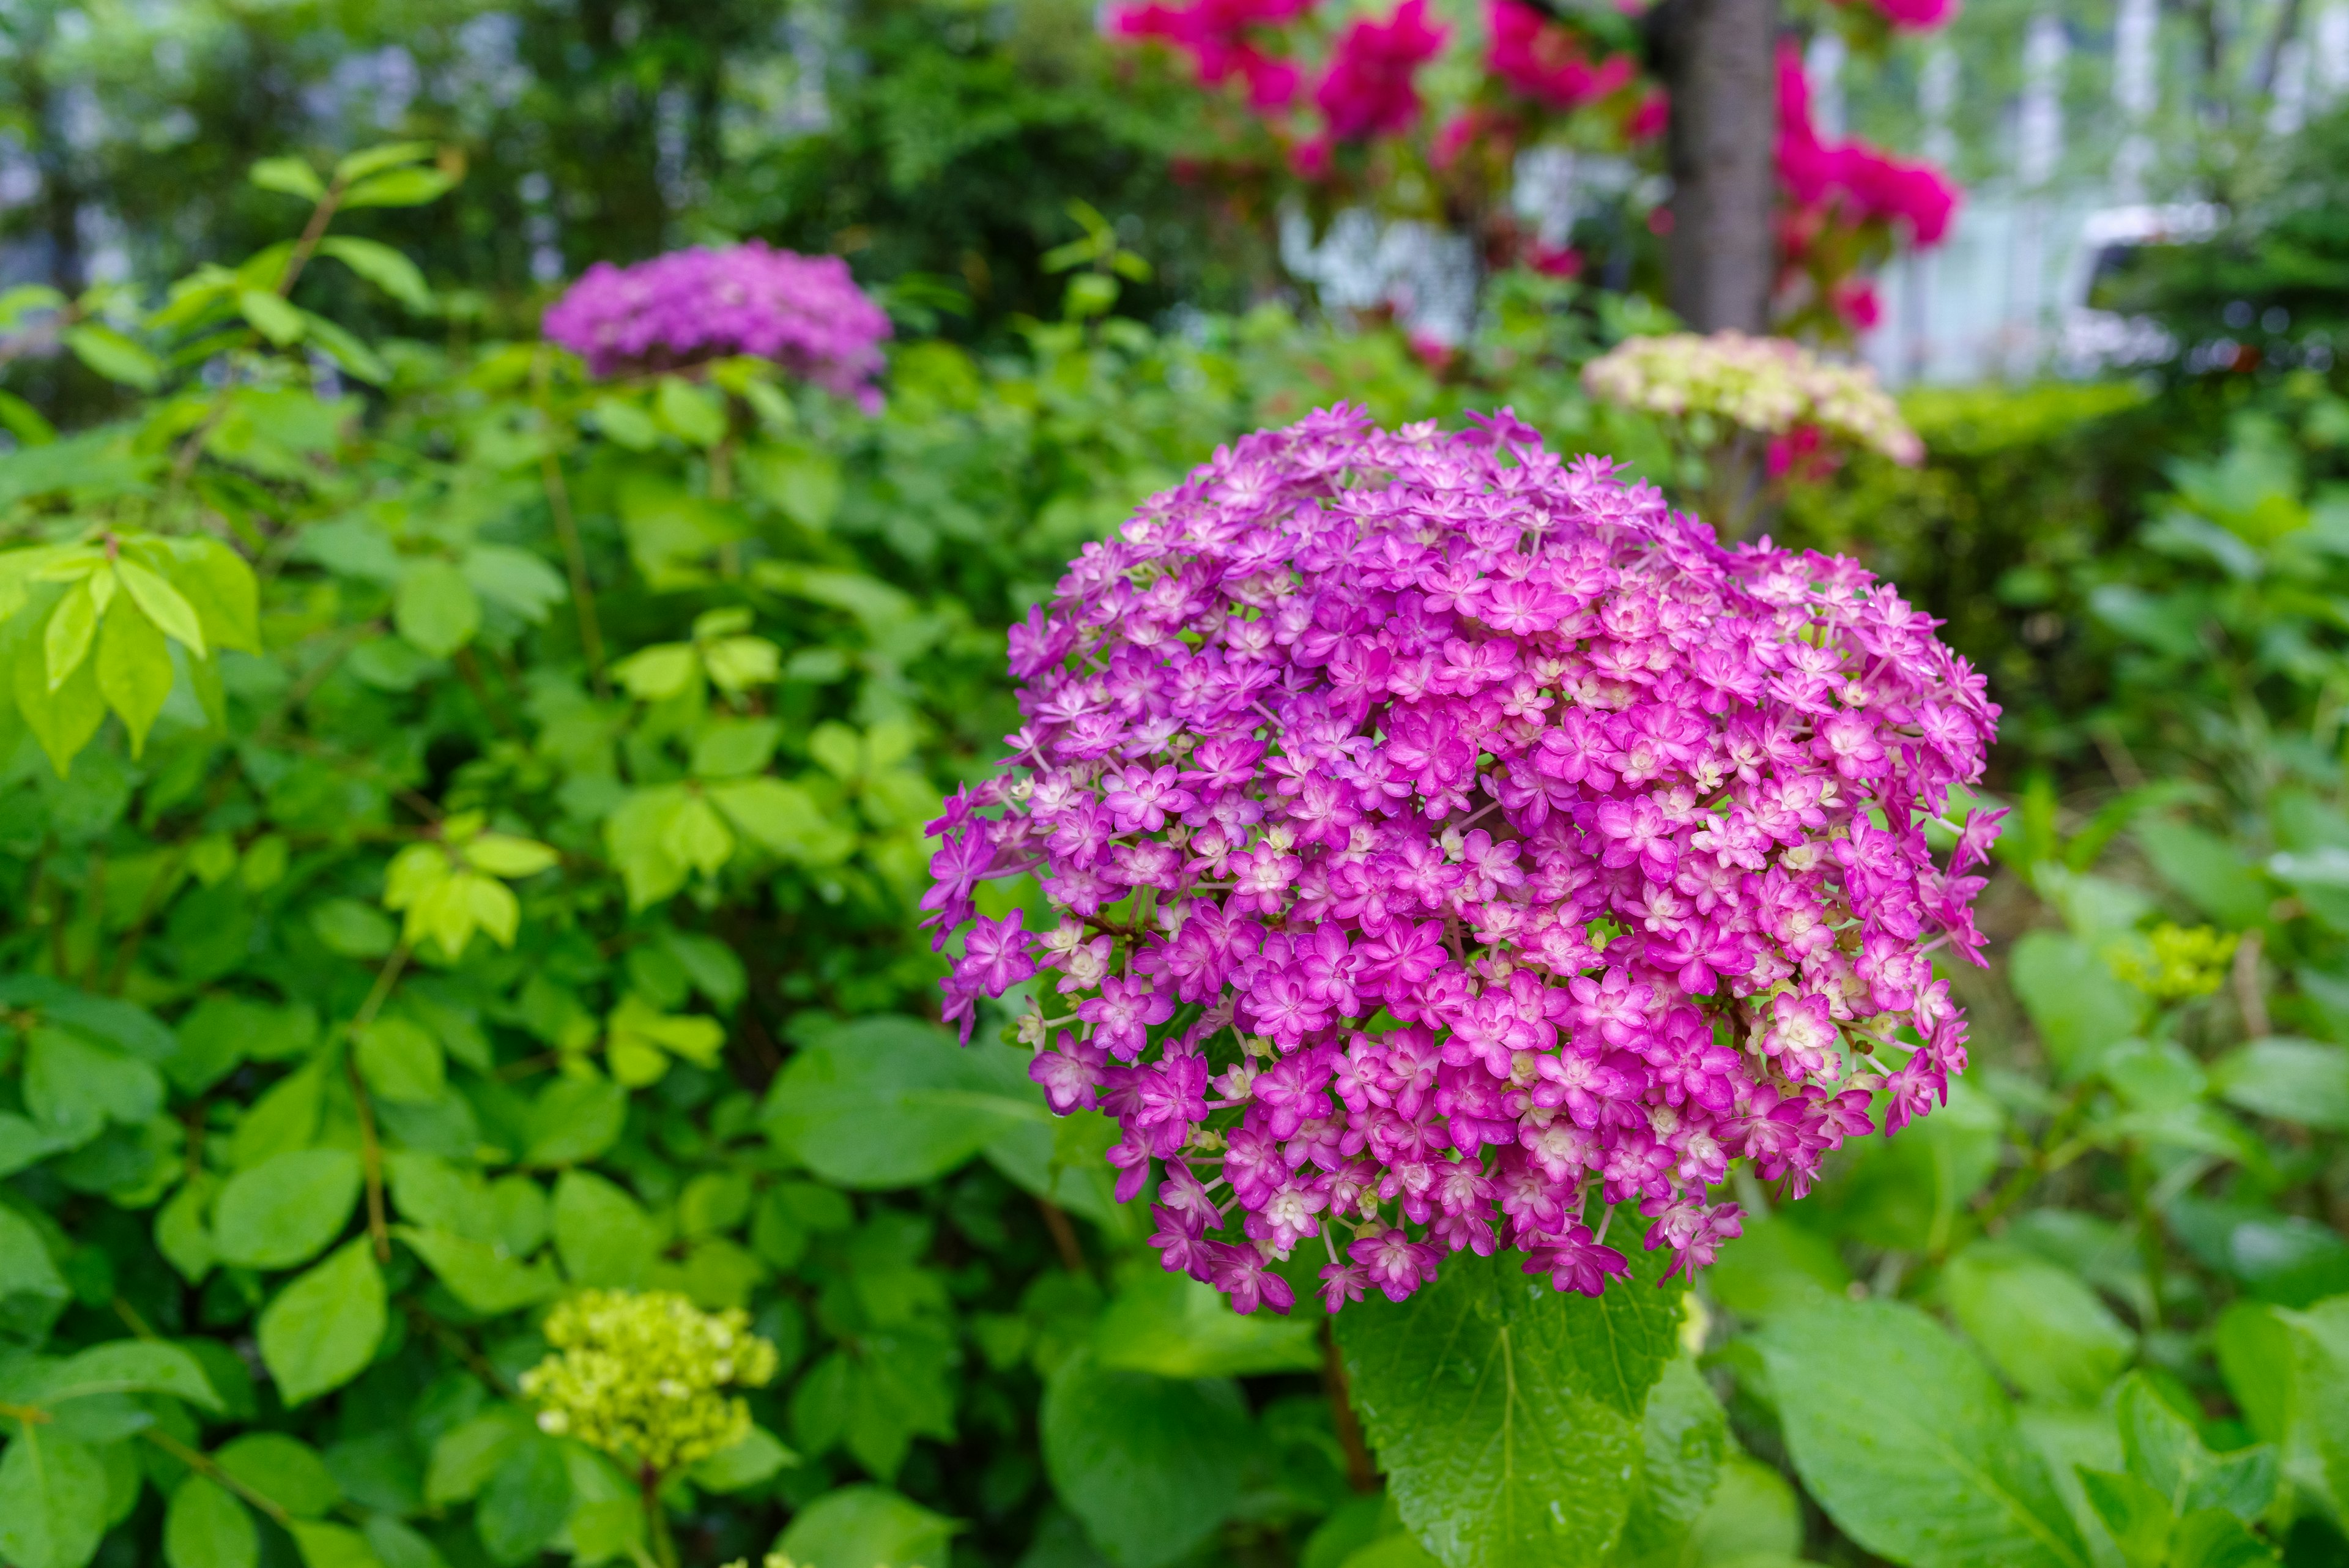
[[926, 405, 1998, 1311]]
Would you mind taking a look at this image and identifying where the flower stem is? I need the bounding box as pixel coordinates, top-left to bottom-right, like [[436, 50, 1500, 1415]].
[[642, 1469, 679, 1568]]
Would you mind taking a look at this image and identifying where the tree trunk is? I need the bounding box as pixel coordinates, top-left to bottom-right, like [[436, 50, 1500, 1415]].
[[1647, 0, 1779, 333]]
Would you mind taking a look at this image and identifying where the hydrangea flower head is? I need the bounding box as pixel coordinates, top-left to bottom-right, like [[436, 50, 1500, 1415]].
[[1582, 332, 1924, 467], [1315, 0, 1447, 141], [1486, 0, 1636, 111], [1778, 45, 1958, 249], [926, 406, 1998, 1313], [520, 1290, 779, 1474], [543, 242, 891, 407]]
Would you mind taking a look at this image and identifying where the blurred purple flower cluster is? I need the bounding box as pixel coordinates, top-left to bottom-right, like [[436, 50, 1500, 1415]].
[[543, 242, 891, 407], [925, 406, 2000, 1314]]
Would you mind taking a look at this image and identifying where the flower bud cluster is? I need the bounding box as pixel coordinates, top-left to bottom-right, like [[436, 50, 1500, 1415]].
[[1582, 332, 1924, 467], [543, 242, 891, 407], [2109, 923, 2238, 1003], [925, 405, 2000, 1314], [520, 1290, 779, 1474]]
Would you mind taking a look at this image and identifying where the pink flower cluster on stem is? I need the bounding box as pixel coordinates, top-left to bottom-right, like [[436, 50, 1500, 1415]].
[[543, 242, 892, 407], [1486, 0, 1636, 111], [1315, 0, 1447, 140], [925, 406, 2001, 1314], [1777, 44, 1958, 248], [1110, 0, 1315, 109]]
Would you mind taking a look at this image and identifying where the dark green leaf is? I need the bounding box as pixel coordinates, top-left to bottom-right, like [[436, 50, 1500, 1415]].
[[1040, 1351, 1247, 1568], [777, 1485, 958, 1568], [255, 1240, 385, 1406], [0, 1429, 109, 1568], [164, 1474, 258, 1568]]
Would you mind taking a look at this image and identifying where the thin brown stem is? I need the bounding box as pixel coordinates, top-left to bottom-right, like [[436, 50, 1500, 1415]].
[[2233, 928, 2269, 1039], [346, 944, 409, 1263], [1323, 1325, 1379, 1494], [1037, 1197, 1088, 1275]]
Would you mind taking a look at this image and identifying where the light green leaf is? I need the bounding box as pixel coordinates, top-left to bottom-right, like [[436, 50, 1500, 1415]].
[[0, 1429, 108, 1568], [1942, 1241, 2137, 1403], [590, 398, 661, 451], [2009, 931, 2145, 1080], [339, 167, 456, 209], [461, 833, 558, 879], [287, 1520, 383, 1568], [316, 237, 432, 313], [395, 1226, 560, 1315], [299, 314, 390, 385], [15, 624, 106, 775], [94, 600, 173, 756], [459, 546, 565, 623], [655, 376, 727, 447], [1756, 1298, 2089, 1568], [689, 1425, 798, 1492], [250, 157, 327, 200], [710, 778, 857, 866], [215, 1432, 340, 1517], [355, 1017, 445, 1105], [62, 324, 162, 390], [237, 289, 306, 347], [165, 1475, 258, 1568], [0, 1203, 71, 1329], [44, 576, 98, 689], [425, 1410, 527, 1506], [1335, 1248, 1671, 1568], [477, 1433, 571, 1564], [1090, 1261, 1321, 1378], [760, 1018, 1051, 1188], [393, 561, 481, 658], [2209, 1038, 2349, 1130], [213, 1149, 362, 1270], [551, 1169, 659, 1288], [333, 142, 436, 182], [776, 1484, 958, 1568], [43, 1340, 221, 1410], [524, 1076, 628, 1167], [1041, 1351, 1245, 1568], [115, 559, 207, 655], [256, 1240, 387, 1406]]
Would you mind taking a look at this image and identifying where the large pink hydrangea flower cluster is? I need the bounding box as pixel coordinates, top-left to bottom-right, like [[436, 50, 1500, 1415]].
[[543, 242, 891, 407], [924, 406, 2000, 1315]]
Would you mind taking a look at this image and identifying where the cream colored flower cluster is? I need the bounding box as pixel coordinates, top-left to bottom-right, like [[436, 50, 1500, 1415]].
[[1583, 330, 1923, 466], [520, 1290, 779, 1474]]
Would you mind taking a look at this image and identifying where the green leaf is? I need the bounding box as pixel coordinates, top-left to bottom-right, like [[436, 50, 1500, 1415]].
[[1942, 1241, 2137, 1403], [94, 600, 173, 756], [115, 559, 208, 655], [710, 778, 857, 865], [312, 899, 398, 959], [1335, 1248, 1677, 1568], [163, 537, 261, 653], [655, 376, 727, 447], [1090, 1261, 1321, 1378], [460, 546, 565, 623], [2076, 1467, 2172, 1568], [15, 623, 106, 775], [689, 1424, 798, 1492], [165, 1475, 258, 1568], [393, 561, 481, 658], [0, 1203, 70, 1328], [237, 289, 306, 347], [215, 1432, 340, 1517], [425, 1410, 527, 1506], [396, 1227, 560, 1315], [361, 1515, 445, 1568], [761, 1017, 1052, 1188], [1610, 1357, 1728, 1566], [61, 324, 162, 391], [590, 398, 661, 452], [1677, 1452, 1802, 1566], [339, 167, 457, 209], [551, 1169, 659, 1287], [476, 1433, 571, 1565], [256, 1239, 387, 1406], [1756, 1298, 2089, 1568], [332, 142, 436, 182], [43, 1340, 221, 1410], [26, 1025, 163, 1142], [776, 1484, 959, 1568], [45, 576, 98, 689], [355, 1017, 445, 1105], [250, 157, 327, 201], [2134, 820, 2271, 928], [2208, 1038, 2349, 1130], [2009, 931, 2144, 1080], [524, 1077, 628, 1167], [212, 1149, 362, 1270], [0, 1429, 108, 1568], [1040, 1351, 1246, 1568], [316, 238, 432, 313], [299, 313, 390, 385]]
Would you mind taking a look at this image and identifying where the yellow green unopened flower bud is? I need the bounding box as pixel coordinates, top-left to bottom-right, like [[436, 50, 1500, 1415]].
[[519, 1289, 779, 1476]]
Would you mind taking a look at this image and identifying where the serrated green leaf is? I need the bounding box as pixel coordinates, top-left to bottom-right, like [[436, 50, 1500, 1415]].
[[1041, 1351, 1244, 1568], [1757, 1298, 2089, 1568], [1335, 1249, 1661, 1568]]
